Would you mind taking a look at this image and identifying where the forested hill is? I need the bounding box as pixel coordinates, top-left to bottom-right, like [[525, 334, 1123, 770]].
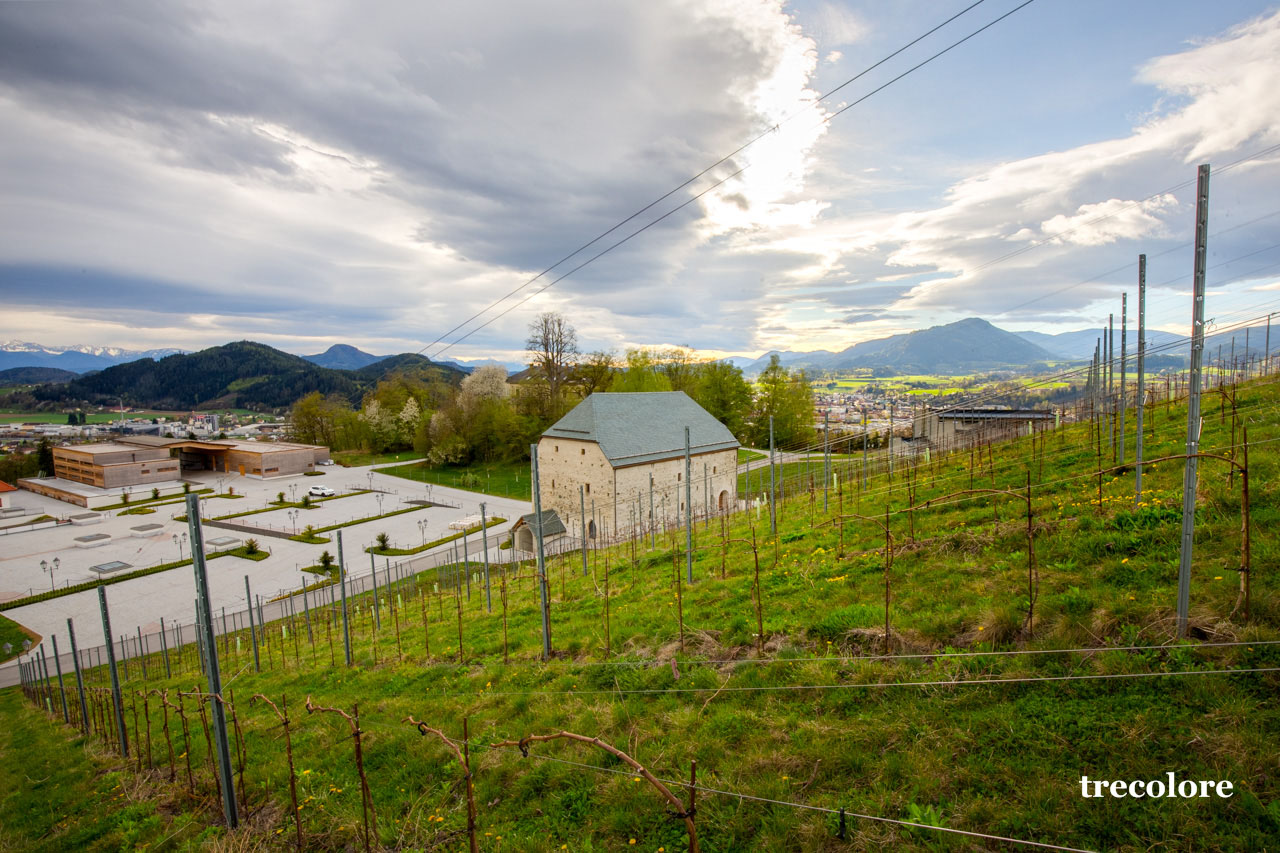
[[28, 341, 465, 411]]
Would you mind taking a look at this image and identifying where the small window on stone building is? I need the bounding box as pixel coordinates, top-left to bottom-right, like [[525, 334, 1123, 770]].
[[585, 483, 590, 494], [678, 473, 682, 481]]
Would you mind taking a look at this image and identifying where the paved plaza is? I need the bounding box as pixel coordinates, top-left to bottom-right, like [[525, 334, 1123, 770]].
[[0, 464, 529, 686]]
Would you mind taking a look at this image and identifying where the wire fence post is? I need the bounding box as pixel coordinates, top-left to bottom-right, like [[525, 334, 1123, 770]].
[[1135, 254, 1146, 509], [338, 530, 354, 666], [769, 416, 777, 536], [685, 426, 694, 586], [370, 551, 381, 630], [1119, 292, 1127, 465], [580, 486, 588, 577], [1178, 163, 1210, 638], [51, 633, 69, 723], [531, 443, 552, 660], [481, 502, 492, 612], [245, 576, 260, 673], [97, 586, 129, 758], [67, 618, 89, 733], [186, 492, 239, 828]]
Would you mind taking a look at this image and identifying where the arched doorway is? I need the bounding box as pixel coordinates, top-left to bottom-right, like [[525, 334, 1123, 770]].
[[516, 527, 534, 552], [718, 490, 730, 511], [588, 519, 596, 539]]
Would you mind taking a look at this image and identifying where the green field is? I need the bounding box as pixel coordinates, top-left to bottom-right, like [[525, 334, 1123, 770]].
[[3, 375, 1279, 851], [331, 449, 427, 467], [0, 614, 37, 662], [379, 458, 532, 500]]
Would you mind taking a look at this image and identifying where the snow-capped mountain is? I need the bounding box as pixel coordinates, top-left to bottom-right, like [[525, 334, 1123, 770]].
[[0, 341, 185, 373]]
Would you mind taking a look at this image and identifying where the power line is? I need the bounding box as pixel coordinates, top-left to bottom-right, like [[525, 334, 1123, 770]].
[[425, 0, 1042, 360], [413, 0, 995, 358]]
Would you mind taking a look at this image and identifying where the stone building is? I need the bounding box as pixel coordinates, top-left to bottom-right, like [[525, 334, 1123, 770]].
[[536, 391, 739, 540]]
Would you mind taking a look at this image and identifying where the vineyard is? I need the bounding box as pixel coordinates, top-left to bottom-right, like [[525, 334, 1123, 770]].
[[4, 373, 1280, 852]]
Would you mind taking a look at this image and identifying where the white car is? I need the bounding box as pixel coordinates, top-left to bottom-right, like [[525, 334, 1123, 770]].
[[308, 485, 336, 497]]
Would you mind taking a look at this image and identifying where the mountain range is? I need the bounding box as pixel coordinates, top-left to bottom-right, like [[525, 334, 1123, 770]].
[[724, 318, 1277, 376], [302, 344, 525, 374], [23, 341, 466, 411], [0, 341, 184, 373]]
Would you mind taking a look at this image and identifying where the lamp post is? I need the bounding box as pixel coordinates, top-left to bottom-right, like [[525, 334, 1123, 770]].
[[40, 557, 60, 593], [367, 472, 374, 491], [289, 483, 297, 503], [173, 532, 187, 561], [375, 493, 384, 516], [287, 510, 298, 533], [417, 519, 428, 546]]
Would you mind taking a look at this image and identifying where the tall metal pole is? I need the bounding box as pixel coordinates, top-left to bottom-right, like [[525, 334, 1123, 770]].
[[1135, 255, 1147, 509], [66, 618, 89, 733], [480, 502, 492, 612], [1119, 293, 1127, 465], [186, 493, 239, 828], [1178, 164, 1211, 638], [768, 416, 777, 535], [1107, 313, 1114, 461], [338, 530, 353, 666], [97, 586, 128, 757], [685, 426, 694, 585], [823, 410, 830, 512], [531, 444, 552, 660]]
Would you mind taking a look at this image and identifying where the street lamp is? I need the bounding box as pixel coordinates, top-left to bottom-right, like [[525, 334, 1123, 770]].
[[40, 557, 60, 593], [289, 483, 298, 503], [417, 519, 428, 546], [288, 509, 298, 533], [366, 472, 374, 491], [173, 532, 187, 561], [375, 493, 384, 516]]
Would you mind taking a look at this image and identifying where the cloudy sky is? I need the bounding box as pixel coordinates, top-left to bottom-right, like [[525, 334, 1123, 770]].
[[2, 0, 1280, 363]]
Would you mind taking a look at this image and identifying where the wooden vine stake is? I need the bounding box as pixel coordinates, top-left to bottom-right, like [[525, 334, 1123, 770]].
[[404, 715, 479, 853], [493, 731, 699, 853], [305, 697, 377, 853], [252, 694, 303, 850]]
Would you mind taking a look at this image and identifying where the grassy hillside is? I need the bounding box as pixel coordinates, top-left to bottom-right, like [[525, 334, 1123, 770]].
[[5, 375, 1279, 851]]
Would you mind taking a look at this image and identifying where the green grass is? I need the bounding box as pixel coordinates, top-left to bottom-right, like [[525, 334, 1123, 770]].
[[380, 458, 532, 500], [0, 691, 217, 851], [332, 449, 428, 467], [366, 517, 507, 556], [0, 614, 37, 662], [4, 374, 1280, 851], [737, 448, 766, 463]]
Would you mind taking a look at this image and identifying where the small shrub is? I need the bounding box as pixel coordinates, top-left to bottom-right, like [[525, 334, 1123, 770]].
[[182, 482, 191, 494], [244, 538, 260, 555], [277, 491, 286, 504], [151, 487, 160, 500], [121, 492, 130, 505], [301, 495, 311, 508], [319, 550, 334, 570], [303, 524, 316, 538], [375, 532, 390, 550], [459, 472, 481, 489]]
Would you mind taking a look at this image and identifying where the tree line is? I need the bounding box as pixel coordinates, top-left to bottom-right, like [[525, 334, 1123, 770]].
[[291, 312, 815, 463]]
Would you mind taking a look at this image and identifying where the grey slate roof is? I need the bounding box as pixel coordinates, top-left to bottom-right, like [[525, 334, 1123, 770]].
[[542, 391, 739, 467], [516, 509, 567, 537]]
